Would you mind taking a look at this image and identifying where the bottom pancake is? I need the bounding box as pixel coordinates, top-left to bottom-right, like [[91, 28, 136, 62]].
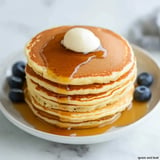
[[25, 87, 134, 129], [25, 97, 121, 129]]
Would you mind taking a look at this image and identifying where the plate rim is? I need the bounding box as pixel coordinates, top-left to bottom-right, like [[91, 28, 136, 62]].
[[0, 45, 160, 144]]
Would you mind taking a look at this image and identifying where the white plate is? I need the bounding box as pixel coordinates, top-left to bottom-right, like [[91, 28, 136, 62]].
[[0, 45, 160, 144]]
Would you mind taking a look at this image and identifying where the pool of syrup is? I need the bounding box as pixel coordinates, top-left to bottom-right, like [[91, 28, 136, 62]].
[[13, 101, 148, 136]]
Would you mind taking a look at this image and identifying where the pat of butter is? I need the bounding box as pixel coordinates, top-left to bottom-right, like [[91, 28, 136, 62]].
[[62, 27, 100, 53]]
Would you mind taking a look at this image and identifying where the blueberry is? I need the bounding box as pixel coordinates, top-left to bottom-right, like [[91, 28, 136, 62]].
[[8, 89, 24, 102], [134, 86, 151, 102], [137, 72, 153, 87], [7, 76, 24, 89], [12, 61, 26, 78]]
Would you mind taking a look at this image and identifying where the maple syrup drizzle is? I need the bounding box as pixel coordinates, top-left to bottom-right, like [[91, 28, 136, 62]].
[[40, 33, 107, 79], [13, 101, 148, 136]]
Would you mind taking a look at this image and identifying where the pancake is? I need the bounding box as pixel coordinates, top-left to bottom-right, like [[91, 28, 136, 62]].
[[25, 61, 136, 95], [24, 25, 137, 129], [25, 87, 133, 128], [25, 26, 135, 85], [26, 76, 134, 106]]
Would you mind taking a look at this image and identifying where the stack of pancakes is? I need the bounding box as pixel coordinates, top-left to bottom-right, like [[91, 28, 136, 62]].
[[25, 26, 137, 129]]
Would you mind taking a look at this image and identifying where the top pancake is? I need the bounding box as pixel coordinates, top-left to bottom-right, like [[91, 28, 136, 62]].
[[25, 26, 134, 85]]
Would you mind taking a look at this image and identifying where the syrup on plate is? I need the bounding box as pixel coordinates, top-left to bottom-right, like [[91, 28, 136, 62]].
[[13, 101, 148, 136]]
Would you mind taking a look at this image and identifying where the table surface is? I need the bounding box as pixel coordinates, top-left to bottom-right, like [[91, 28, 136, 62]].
[[1, 0, 160, 159]]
